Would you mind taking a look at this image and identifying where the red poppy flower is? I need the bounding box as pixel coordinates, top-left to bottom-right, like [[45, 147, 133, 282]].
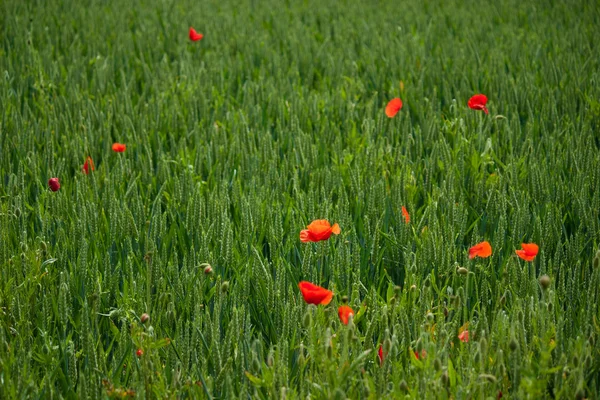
[[189, 27, 204, 42], [402, 206, 410, 224], [458, 330, 469, 343], [414, 349, 427, 360], [136, 348, 144, 357], [468, 241, 492, 259], [338, 305, 354, 325], [515, 243, 538, 262], [300, 219, 341, 243], [82, 156, 95, 175], [385, 98, 403, 118], [298, 281, 333, 305], [48, 177, 60, 192], [378, 345, 384, 366], [468, 94, 488, 114], [112, 143, 126, 153]]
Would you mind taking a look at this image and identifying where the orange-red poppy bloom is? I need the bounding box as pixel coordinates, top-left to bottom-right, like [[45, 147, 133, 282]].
[[458, 330, 469, 343], [515, 243, 538, 262], [385, 98, 403, 118], [378, 345, 384, 366], [402, 206, 410, 224], [298, 281, 333, 305], [468, 94, 488, 114], [300, 219, 341, 243], [189, 27, 204, 41], [82, 156, 95, 175], [338, 305, 354, 325], [468, 241, 492, 259], [48, 177, 60, 192], [112, 143, 126, 153]]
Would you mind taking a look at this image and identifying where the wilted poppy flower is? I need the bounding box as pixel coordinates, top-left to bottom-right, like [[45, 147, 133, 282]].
[[338, 305, 354, 325], [300, 219, 341, 243], [515, 243, 538, 262], [402, 206, 410, 224], [385, 98, 403, 118], [189, 27, 204, 41], [82, 156, 95, 175], [468, 94, 488, 114], [458, 330, 469, 343], [48, 177, 60, 192], [112, 143, 126, 153], [468, 241, 492, 259], [378, 345, 384, 366], [298, 281, 333, 305]]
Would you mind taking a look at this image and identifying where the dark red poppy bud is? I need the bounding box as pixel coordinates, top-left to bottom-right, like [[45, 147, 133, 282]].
[[141, 313, 150, 324], [136, 348, 143, 357], [48, 178, 60, 192]]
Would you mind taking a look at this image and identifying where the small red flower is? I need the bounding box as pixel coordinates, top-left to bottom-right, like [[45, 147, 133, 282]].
[[112, 143, 126, 153], [82, 156, 95, 175], [515, 243, 538, 262], [300, 220, 341, 243], [468, 241, 492, 259], [338, 305, 354, 325], [136, 348, 143, 357], [378, 345, 385, 366], [298, 281, 333, 305], [189, 27, 204, 42], [414, 349, 427, 360], [385, 98, 403, 118], [48, 177, 60, 192], [402, 206, 410, 224], [458, 330, 469, 343], [468, 94, 488, 114]]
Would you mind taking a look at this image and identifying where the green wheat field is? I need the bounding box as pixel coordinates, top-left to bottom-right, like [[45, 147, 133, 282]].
[[1, 0, 600, 398]]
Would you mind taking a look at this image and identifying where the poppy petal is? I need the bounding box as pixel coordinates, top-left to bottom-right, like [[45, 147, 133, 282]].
[[385, 98, 403, 118]]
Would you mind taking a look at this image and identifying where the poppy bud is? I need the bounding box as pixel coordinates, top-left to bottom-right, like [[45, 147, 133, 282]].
[[474, 350, 481, 364], [14, 207, 21, 218], [457, 267, 468, 275], [21, 243, 27, 252], [499, 363, 506, 376], [410, 284, 417, 292], [593, 250, 600, 269], [136, 349, 143, 357], [48, 177, 60, 192], [434, 358, 442, 371], [584, 355, 591, 369], [575, 387, 585, 400], [509, 338, 518, 351], [441, 371, 449, 387], [302, 310, 312, 328], [547, 302, 553, 312], [21, 252, 26, 261], [443, 306, 448, 317], [394, 285, 401, 295], [40, 241, 47, 252], [572, 355, 579, 366], [251, 357, 260, 372], [426, 312, 434, 322], [221, 281, 229, 293], [589, 334, 595, 346], [141, 313, 150, 324], [539, 275, 551, 290], [266, 349, 274, 367], [399, 380, 408, 392], [341, 295, 348, 304], [203, 265, 213, 275], [499, 295, 506, 306], [383, 338, 392, 355], [424, 278, 430, 287]]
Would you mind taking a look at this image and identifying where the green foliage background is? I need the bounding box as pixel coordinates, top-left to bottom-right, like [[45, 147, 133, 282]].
[[1, 0, 599, 398]]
